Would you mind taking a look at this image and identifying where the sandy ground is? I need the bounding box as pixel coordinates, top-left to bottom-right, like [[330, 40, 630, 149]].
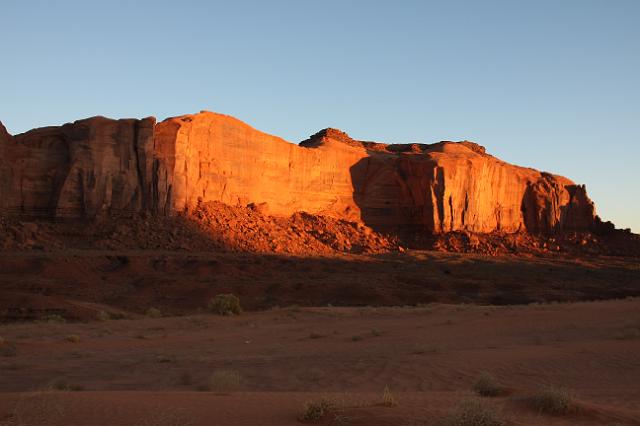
[[1, 299, 639, 425]]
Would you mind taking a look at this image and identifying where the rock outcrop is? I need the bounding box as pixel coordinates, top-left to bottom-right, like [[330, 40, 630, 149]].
[[0, 111, 598, 235], [0, 117, 156, 217]]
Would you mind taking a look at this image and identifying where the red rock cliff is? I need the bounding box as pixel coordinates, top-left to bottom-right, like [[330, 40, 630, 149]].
[[0, 111, 597, 234], [0, 117, 156, 217]]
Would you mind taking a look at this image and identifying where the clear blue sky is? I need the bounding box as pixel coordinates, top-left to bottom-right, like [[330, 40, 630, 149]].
[[1, 0, 638, 232]]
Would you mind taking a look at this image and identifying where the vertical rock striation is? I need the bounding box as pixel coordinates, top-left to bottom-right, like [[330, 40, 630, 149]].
[[0, 116, 156, 217]]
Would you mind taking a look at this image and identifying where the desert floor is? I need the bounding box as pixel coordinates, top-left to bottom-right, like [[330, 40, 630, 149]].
[[1, 296, 640, 425], [1, 249, 639, 322]]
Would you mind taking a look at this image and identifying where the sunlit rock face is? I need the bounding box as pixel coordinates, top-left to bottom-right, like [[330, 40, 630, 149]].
[[298, 127, 596, 234], [153, 112, 369, 220], [0, 111, 597, 234]]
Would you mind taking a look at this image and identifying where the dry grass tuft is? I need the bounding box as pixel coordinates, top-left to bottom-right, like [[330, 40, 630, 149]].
[[96, 310, 111, 321], [528, 386, 572, 415], [441, 398, 505, 426], [40, 314, 66, 324], [209, 369, 241, 392], [48, 379, 83, 392], [156, 354, 177, 363], [473, 372, 504, 397], [380, 385, 398, 407], [65, 334, 80, 343], [208, 294, 242, 316], [145, 307, 163, 318], [299, 399, 332, 423]]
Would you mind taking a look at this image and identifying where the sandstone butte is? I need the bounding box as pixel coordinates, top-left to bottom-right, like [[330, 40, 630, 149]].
[[0, 111, 600, 235]]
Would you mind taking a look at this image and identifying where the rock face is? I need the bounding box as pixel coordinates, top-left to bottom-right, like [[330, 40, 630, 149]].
[[0, 111, 598, 234], [154, 113, 370, 220], [0, 117, 156, 217], [300, 128, 596, 234]]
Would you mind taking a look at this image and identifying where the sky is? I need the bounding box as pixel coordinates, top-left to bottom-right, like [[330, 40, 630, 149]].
[[1, 0, 638, 232]]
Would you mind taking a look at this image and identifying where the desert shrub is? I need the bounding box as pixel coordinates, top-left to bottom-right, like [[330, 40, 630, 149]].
[[381, 385, 397, 407], [529, 386, 571, 415], [65, 334, 80, 343], [299, 399, 332, 423], [332, 414, 352, 425], [145, 307, 162, 318], [351, 335, 363, 342], [309, 332, 325, 339], [50, 378, 68, 391], [441, 398, 504, 426], [208, 294, 242, 316], [156, 354, 176, 363], [209, 369, 241, 392], [473, 372, 503, 397], [96, 310, 128, 321], [96, 310, 111, 321], [41, 314, 66, 323]]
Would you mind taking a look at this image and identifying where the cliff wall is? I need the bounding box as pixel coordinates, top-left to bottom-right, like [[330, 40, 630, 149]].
[[0, 112, 597, 234]]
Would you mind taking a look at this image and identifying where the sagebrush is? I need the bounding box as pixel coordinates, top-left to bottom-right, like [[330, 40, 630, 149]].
[[208, 294, 242, 315]]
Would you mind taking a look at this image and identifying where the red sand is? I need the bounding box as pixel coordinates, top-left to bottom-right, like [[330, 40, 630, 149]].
[[1, 300, 640, 425]]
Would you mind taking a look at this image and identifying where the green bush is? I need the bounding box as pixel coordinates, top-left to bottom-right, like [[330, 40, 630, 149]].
[[208, 294, 242, 316]]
